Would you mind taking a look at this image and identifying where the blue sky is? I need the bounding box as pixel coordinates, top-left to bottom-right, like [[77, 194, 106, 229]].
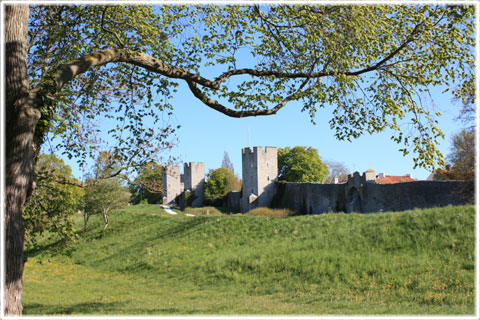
[[161, 82, 463, 181], [57, 80, 467, 181], [55, 73, 465, 182]]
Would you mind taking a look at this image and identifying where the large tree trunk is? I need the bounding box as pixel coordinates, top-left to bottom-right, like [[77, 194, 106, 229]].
[[4, 4, 38, 315]]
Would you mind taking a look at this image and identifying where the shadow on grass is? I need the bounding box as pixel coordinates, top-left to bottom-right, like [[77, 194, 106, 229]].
[[93, 217, 209, 266], [24, 301, 182, 315], [215, 207, 238, 214], [25, 238, 76, 258]]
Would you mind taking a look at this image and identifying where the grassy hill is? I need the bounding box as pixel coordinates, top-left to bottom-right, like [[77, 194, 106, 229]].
[[23, 204, 475, 315]]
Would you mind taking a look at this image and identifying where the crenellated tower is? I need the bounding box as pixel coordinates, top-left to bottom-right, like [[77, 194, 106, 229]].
[[183, 162, 205, 207], [162, 166, 182, 205], [240, 146, 278, 212]]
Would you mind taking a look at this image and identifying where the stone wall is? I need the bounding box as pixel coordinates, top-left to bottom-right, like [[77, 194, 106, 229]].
[[360, 180, 474, 213], [165, 146, 473, 214], [226, 191, 242, 213], [271, 182, 346, 214], [184, 162, 205, 207], [270, 173, 474, 215]]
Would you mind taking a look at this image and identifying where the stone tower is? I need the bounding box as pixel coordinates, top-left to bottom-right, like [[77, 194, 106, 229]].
[[240, 146, 278, 212], [162, 166, 182, 205], [184, 162, 205, 207]]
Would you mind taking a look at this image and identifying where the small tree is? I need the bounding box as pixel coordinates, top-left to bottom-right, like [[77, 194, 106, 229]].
[[278, 146, 329, 183], [204, 167, 241, 206], [83, 178, 130, 232], [221, 151, 235, 172], [130, 162, 164, 204], [325, 160, 350, 184], [435, 128, 475, 181], [23, 154, 83, 247]]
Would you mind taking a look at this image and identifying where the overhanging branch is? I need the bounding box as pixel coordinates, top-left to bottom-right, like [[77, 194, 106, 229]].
[[45, 16, 425, 118]]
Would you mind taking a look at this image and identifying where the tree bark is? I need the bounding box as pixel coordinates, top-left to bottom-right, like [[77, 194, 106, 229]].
[[103, 209, 109, 231], [4, 4, 38, 316]]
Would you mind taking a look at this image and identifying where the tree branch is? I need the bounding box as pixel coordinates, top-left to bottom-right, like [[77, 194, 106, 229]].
[[101, 6, 125, 48], [45, 16, 425, 118]]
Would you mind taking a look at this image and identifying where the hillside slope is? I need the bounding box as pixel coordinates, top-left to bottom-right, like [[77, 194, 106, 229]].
[[23, 205, 475, 315]]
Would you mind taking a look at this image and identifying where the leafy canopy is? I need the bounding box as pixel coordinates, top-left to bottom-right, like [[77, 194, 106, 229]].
[[435, 128, 475, 181], [23, 154, 84, 247], [278, 146, 329, 183], [129, 162, 164, 204], [204, 167, 241, 206], [83, 178, 130, 229], [29, 4, 475, 172]]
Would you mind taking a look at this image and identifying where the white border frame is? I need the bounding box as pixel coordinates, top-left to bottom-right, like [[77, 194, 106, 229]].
[[1, 1, 479, 319]]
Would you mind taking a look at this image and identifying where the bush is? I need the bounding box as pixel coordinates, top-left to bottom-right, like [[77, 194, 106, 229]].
[[183, 206, 225, 216], [244, 207, 296, 217], [204, 167, 241, 206]]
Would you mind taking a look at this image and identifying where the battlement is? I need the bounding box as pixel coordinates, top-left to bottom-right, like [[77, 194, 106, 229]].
[[242, 146, 277, 155], [184, 162, 205, 170]]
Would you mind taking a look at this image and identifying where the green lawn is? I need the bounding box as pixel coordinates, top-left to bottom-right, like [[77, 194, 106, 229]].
[[23, 204, 475, 315]]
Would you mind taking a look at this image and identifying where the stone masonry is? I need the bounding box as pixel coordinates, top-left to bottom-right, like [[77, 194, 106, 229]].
[[240, 146, 278, 213], [184, 162, 205, 207], [162, 166, 182, 205], [161, 147, 472, 214]]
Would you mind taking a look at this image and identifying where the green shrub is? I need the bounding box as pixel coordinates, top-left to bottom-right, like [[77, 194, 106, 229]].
[[204, 168, 241, 206], [244, 207, 296, 217], [183, 206, 225, 216]]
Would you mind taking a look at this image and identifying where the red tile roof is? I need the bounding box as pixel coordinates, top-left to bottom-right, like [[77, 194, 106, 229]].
[[376, 175, 416, 184]]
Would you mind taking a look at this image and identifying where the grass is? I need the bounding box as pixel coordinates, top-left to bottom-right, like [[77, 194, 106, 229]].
[[244, 207, 296, 217], [182, 206, 225, 216], [23, 204, 475, 315]]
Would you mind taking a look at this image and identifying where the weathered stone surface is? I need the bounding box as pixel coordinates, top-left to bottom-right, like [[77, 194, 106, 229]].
[[162, 166, 182, 205], [271, 172, 473, 214], [184, 162, 205, 207], [271, 182, 346, 214], [240, 146, 278, 212]]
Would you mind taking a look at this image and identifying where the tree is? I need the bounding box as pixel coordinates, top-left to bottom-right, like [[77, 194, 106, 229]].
[[435, 128, 475, 181], [324, 160, 350, 184], [23, 154, 83, 248], [4, 4, 475, 314], [278, 146, 329, 183], [453, 69, 476, 129], [448, 129, 475, 180], [221, 151, 235, 172], [83, 178, 130, 232], [130, 162, 164, 204], [204, 167, 241, 206]]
